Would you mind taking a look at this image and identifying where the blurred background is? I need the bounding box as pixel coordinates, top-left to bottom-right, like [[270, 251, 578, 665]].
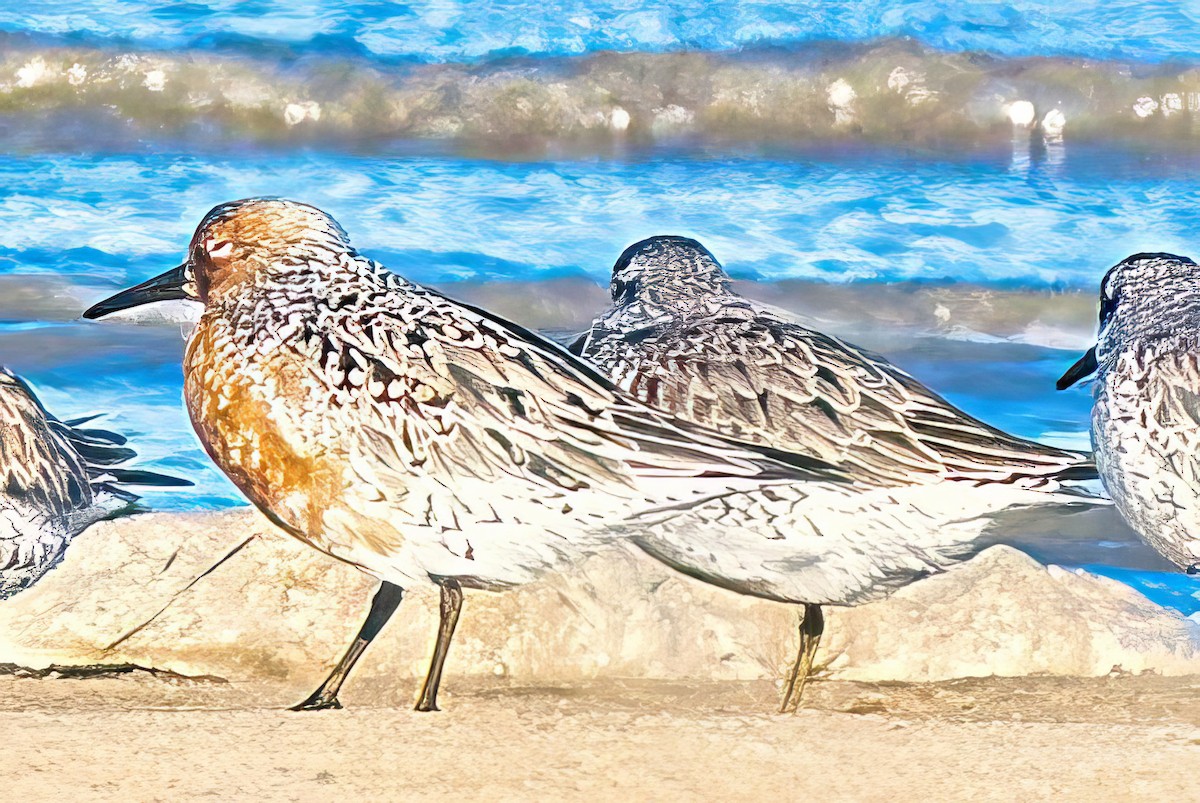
[[1, 2, 1198, 610]]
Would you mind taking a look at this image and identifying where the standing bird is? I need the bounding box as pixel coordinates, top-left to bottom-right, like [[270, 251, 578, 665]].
[[572, 236, 1103, 709], [83, 198, 850, 713], [0, 367, 192, 599], [1058, 252, 1200, 574]]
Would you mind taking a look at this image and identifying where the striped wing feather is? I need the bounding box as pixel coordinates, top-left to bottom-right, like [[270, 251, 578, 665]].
[[0, 371, 93, 519], [319, 280, 838, 512], [577, 299, 1093, 487]]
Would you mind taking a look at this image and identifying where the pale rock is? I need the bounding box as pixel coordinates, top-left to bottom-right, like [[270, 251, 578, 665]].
[[0, 511, 1194, 700], [822, 546, 1200, 681]]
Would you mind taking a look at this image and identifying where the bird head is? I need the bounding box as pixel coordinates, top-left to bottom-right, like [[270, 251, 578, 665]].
[[609, 235, 733, 312], [83, 198, 352, 318], [1057, 252, 1200, 390]]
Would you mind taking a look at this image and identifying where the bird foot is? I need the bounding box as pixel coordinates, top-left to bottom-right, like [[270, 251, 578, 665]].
[[413, 698, 441, 713], [289, 692, 343, 712]]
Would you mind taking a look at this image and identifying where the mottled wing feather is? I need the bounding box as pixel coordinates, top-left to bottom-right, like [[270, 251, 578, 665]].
[[577, 299, 1093, 487], [276, 278, 845, 583], [0, 373, 93, 519], [319, 281, 835, 510]]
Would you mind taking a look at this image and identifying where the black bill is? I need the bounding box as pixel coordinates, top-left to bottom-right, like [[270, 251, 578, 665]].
[[82, 263, 190, 320], [1055, 346, 1098, 390]]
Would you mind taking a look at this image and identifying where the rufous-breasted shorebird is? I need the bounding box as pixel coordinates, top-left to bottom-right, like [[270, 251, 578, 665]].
[[85, 198, 861, 712]]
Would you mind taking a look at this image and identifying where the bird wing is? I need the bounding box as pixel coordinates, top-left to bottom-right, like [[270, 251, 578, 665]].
[[575, 298, 1094, 488], [317, 279, 840, 504], [279, 274, 846, 583], [0, 370, 93, 519]]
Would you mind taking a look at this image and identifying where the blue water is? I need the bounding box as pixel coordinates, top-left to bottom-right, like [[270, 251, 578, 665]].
[[2, 3, 1200, 611], [3, 1, 1198, 63], [3, 147, 1200, 290]]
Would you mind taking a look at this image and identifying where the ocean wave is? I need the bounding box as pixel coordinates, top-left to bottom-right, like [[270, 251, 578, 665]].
[[4, 38, 1200, 151], [2, 1, 1197, 63]]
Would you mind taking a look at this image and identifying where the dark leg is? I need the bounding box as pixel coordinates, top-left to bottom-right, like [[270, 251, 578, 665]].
[[779, 603, 824, 714], [414, 579, 464, 712], [290, 581, 404, 711]]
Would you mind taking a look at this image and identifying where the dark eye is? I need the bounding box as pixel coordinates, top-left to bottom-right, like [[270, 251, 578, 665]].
[[1099, 286, 1120, 325], [612, 274, 641, 303]]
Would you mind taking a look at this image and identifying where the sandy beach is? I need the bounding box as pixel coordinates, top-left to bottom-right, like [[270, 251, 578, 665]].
[[2, 673, 1197, 801]]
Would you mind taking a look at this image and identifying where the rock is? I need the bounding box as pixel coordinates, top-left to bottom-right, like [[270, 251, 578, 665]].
[[821, 546, 1200, 681], [0, 510, 1196, 700]]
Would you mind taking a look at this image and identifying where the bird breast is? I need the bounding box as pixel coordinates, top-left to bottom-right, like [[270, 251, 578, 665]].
[[183, 310, 347, 546], [1093, 344, 1200, 568]]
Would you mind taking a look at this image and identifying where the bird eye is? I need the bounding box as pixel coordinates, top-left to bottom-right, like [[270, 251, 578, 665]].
[[206, 239, 234, 260], [1098, 285, 1120, 325]]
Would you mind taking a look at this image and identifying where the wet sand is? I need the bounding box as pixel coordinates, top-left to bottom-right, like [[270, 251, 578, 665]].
[[1, 673, 1196, 801]]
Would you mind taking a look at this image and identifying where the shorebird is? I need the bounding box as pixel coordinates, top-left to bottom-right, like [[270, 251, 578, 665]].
[[1058, 252, 1200, 574], [83, 198, 853, 713], [0, 367, 192, 599], [572, 235, 1103, 709]]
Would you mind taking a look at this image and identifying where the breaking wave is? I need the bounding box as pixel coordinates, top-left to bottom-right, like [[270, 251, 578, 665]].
[[4, 38, 1200, 151]]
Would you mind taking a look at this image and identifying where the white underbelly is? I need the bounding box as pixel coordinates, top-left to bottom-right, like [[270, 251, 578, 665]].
[[621, 481, 1087, 606]]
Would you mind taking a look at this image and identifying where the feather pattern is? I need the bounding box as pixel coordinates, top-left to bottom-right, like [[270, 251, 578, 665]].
[[156, 202, 1100, 608], [574, 236, 1096, 489], [1075, 252, 1200, 571], [572, 236, 1103, 603], [179, 208, 847, 596], [0, 367, 191, 598]]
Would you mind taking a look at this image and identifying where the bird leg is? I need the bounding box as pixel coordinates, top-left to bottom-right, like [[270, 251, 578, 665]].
[[779, 603, 824, 714], [290, 581, 404, 711], [414, 579, 464, 712]]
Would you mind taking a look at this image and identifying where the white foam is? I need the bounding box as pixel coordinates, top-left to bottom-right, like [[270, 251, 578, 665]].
[[143, 69, 166, 92], [609, 106, 631, 131], [650, 104, 694, 132], [1133, 96, 1158, 118], [1006, 100, 1036, 127], [1041, 108, 1066, 143], [15, 57, 49, 89], [827, 78, 857, 125], [284, 100, 322, 127]]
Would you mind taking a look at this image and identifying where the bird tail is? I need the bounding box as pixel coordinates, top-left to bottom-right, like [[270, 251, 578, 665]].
[[46, 409, 193, 504]]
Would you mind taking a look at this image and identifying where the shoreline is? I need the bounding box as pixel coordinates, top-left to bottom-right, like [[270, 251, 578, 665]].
[[4, 273, 1101, 344]]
